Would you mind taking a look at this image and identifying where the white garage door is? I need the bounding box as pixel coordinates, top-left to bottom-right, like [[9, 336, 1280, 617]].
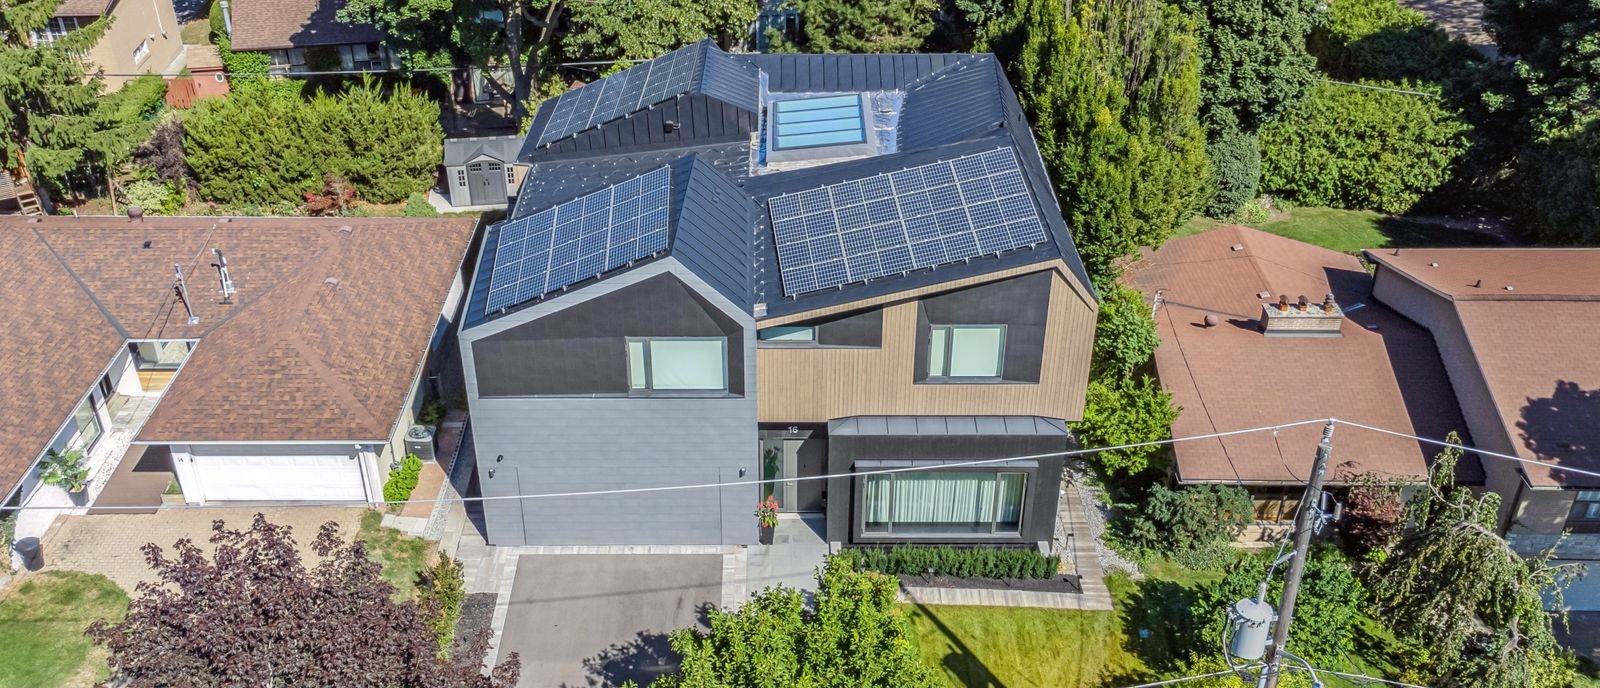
[[193, 451, 367, 501]]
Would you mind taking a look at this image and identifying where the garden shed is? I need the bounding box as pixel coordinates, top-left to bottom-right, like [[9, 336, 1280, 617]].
[[442, 135, 527, 208]]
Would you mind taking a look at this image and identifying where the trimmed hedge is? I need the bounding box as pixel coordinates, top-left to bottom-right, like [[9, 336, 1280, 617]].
[[383, 454, 424, 503], [845, 545, 1060, 580]]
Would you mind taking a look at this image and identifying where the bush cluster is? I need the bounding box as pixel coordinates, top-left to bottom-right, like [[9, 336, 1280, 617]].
[[418, 555, 465, 658], [124, 180, 182, 215], [844, 545, 1059, 580], [1306, 0, 1478, 83], [1121, 484, 1253, 567], [1071, 375, 1178, 476], [184, 79, 442, 206], [1204, 130, 1262, 217], [383, 454, 424, 503], [1260, 82, 1469, 213]]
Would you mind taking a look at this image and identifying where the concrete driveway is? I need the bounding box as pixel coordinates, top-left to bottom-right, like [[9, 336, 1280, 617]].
[[497, 554, 723, 688]]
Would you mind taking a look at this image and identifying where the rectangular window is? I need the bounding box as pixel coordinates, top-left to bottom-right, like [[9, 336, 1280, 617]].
[[51, 396, 103, 454], [757, 325, 816, 342], [505, 165, 517, 186], [133, 341, 191, 370], [132, 39, 151, 64], [31, 16, 81, 46], [626, 337, 727, 392], [771, 95, 866, 150], [1574, 491, 1600, 521], [862, 471, 1026, 535], [928, 325, 1005, 379], [455, 169, 467, 186]]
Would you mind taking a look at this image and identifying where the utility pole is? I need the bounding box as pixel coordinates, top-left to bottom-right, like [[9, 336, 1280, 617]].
[[1261, 420, 1335, 688]]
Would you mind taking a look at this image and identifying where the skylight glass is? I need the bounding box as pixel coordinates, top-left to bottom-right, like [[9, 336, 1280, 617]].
[[772, 95, 866, 150]]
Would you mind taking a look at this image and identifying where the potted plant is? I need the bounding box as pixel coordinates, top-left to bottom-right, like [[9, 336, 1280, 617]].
[[39, 448, 89, 506], [756, 495, 780, 545]]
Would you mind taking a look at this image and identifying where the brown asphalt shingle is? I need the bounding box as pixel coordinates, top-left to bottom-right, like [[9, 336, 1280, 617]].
[[52, 0, 113, 16], [1125, 227, 1469, 485], [228, 0, 385, 51], [1, 216, 475, 496], [1367, 249, 1600, 488]]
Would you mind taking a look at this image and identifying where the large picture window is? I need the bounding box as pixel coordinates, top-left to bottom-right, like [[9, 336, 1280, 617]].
[[626, 337, 727, 392], [928, 325, 1005, 379], [863, 471, 1025, 535], [51, 396, 103, 454]]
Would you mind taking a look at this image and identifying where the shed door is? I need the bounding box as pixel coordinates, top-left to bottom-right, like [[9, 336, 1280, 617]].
[[192, 451, 366, 501], [467, 161, 505, 205]]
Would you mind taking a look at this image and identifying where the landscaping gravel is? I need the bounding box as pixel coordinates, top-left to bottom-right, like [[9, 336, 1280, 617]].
[[1068, 468, 1142, 578]]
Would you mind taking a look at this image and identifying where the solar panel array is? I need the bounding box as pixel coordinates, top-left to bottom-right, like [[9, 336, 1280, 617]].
[[767, 148, 1048, 296], [485, 166, 672, 313], [535, 45, 700, 146]]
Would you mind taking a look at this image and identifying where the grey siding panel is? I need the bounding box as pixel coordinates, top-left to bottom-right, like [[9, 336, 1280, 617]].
[[697, 45, 762, 110], [672, 158, 758, 312], [899, 58, 1005, 150]]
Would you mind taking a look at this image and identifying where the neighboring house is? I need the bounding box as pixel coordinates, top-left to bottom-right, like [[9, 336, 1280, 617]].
[[1126, 227, 1472, 536], [459, 41, 1099, 549], [442, 136, 527, 208], [1365, 248, 1600, 558], [35, 0, 184, 91], [0, 216, 474, 561], [225, 0, 389, 74]]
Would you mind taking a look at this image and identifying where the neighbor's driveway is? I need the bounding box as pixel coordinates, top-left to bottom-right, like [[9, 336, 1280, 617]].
[[498, 554, 723, 688], [39, 506, 368, 591]]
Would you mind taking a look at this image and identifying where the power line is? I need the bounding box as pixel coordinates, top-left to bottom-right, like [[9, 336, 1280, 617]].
[[1118, 667, 1261, 688], [1283, 665, 1428, 688], [1314, 78, 1441, 98], [1337, 419, 1600, 481]]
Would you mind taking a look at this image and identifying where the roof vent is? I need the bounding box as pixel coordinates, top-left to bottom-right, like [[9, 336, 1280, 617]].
[[1231, 243, 1245, 252], [323, 276, 341, 288], [1203, 314, 1219, 328], [142, 240, 153, 249], [339, 224, 353, 233], [127, 206, 144, 222], [1261, 292, 1343, 337], [1471, 279, 1482, 288], [1429, 262, 1439, 268], [663, 120, 680, 134], [1256, 291, 1271, 299], [1504, 285, 1515, 291]]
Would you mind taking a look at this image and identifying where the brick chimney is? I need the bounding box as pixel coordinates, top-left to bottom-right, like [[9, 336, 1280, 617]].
[[1261, 292, 1344, 336]]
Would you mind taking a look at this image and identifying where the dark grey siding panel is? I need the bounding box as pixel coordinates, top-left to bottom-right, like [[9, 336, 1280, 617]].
[[824, 432, 1067, 546], [817, 308, 883, 347], [473, 273, 744, 397], [913, 271, 1052, 383], [672, 158, 758, 312]]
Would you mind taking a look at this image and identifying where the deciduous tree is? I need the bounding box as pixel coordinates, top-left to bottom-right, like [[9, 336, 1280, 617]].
[[1071, 374, 1179, 475], [563, 0, 757, 63], [1092, 284, 1159, 379], [790, 0, 937, 53], [87, 513, 521, 687]]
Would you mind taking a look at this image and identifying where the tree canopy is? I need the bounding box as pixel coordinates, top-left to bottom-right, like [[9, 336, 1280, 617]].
[[88, 513, 521, 687], [790, 0, 937, 53]]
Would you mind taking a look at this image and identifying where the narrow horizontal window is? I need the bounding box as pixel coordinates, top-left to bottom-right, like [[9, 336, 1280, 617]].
[[757, 325, 816, 342]]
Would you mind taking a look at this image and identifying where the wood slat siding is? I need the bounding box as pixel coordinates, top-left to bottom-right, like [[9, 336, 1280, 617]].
[[757, 264, 1095, 422], [138, 369, 177, 392]]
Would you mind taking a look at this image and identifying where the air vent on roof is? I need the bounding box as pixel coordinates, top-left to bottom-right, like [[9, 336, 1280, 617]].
[[324, 277, 341, 288], [1231, 243, 1245, 252], [339, 225, 353, 233]]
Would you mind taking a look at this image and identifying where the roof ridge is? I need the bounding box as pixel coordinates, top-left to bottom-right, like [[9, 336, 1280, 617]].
[[900, 54, 985, 92]]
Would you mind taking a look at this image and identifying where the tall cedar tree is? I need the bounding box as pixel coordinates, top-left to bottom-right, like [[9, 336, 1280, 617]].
[[88, 514, 521, 687], [791, 0, 937, 53], [1369, 435, 1578, 688], [982, 0, 1207, 285]]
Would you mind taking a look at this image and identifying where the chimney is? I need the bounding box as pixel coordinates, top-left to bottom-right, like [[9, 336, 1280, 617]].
[[1261, 292, 1344, 337]]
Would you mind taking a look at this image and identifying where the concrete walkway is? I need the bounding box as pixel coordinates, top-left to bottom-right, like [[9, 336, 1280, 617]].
[[742, 514, 831, 599], [1055, 476, 1115, 611]]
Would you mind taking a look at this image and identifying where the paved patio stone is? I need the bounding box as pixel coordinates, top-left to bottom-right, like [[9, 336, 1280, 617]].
[[36, 506, 368, 591]]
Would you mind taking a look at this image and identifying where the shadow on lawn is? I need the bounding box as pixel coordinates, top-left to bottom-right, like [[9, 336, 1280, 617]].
[[1107, 578, 1205, 683], [913, 603, 1009, 688]]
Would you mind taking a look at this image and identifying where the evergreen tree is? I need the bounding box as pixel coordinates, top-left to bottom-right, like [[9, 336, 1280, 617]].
[[562, 0, 758, 62], [792, 0, 937, 53], [983, 0, 1208, 284]]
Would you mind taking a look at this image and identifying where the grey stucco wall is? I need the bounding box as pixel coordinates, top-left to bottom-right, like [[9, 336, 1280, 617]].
[[462, 259, 758, 546]]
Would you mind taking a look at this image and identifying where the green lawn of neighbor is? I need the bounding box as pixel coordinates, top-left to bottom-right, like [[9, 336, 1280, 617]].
[[180, 20, 211, 46], [1182, 206, 1499, 255], [0, 571, 129, 688], [906, 603, 1147, 688], [356, 509, 432, 601]]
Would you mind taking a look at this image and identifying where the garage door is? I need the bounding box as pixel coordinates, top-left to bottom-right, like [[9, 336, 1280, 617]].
[[193, 451, 367, 501]]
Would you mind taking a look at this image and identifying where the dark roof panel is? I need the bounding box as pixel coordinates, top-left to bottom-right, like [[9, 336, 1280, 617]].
[[444, 136, 524, 167]]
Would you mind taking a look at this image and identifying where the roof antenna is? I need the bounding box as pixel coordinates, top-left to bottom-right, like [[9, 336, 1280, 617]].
[[211, 248, 236, 304], [173, 263, 199, 325]]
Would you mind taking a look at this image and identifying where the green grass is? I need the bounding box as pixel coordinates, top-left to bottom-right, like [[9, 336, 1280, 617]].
[[180, 20, 211, 46], [0, 571, 129, 688], [355, 510, 432, 601], [1181, 206, 1499, 254], [906, 603, 1146, 688]]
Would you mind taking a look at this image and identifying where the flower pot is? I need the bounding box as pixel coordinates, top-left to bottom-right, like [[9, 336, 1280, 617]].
[[68, 488, 88, 507], [758, 524, 775, 545]]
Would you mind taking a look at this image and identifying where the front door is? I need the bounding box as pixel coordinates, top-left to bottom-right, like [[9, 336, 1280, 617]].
[[760, 438, 824, 513], [467, 161, 505, 205]]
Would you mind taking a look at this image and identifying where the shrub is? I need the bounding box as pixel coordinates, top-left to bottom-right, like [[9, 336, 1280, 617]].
[[418, 555, 465, 658], [404, 192, 439, 217], [125, 180, 182, 215], [1260, 81, 1470, 213], [843, 545, 1060, 580], [1195, 547, 1365, 664], [1306, 0, 1480, 83], [1340, 474, 1407, 557], [1072, 374, 1179, 475], [383, 454, 424, 504], [1092, 284, 1159, 378], [304, 174, 356, 215], [1123, 484, 1253, 564], [0, 512, 14, 574], [1204, 130, 1261, 217]]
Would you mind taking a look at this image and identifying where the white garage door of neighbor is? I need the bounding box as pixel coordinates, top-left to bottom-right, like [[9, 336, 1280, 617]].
[[194, 452, 367, 501]]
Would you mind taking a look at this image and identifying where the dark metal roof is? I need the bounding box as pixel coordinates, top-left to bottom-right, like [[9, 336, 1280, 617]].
[[468, 46, 1096, 328], [829, 415, 1070, 436], [443, 136, 524, 167]]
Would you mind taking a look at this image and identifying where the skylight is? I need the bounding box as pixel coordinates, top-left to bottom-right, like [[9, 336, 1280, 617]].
[[772, 95, 867, 150]]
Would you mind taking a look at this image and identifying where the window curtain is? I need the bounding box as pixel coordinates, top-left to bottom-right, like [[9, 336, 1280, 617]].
[[891, 472, 996, 528], [864, 475, 891, 530]]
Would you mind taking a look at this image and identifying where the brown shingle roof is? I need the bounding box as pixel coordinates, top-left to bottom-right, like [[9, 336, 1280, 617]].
[[228, 0, 385, 51], [1367, 248, 1600, 488], [53, 0, 113, 17], [0, 216, 474, 495], [1126, 227, 1469, 485]]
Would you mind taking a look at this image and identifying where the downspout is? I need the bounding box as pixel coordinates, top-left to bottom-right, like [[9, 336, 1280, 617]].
[[220, 0, 233, 37], [151, 0, 167, 37]]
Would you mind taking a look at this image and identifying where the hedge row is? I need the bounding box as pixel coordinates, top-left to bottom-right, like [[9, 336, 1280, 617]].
[[844, 545, 1060, 580], [383, 454, 424, 503]]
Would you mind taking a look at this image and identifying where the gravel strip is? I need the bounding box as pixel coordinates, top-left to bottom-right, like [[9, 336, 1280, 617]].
[[1069, 468, 1142, 578]]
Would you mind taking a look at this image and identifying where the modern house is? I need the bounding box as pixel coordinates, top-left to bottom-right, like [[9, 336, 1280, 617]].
[[1365, 248, 1600, 558], [442, 136, 527, 208], [459, 41, 1098, 549], [34, 0, 184, 90], [1126, 227, 1471, 533], [0, 216, 474, 564], [224, 0, 390, 74]]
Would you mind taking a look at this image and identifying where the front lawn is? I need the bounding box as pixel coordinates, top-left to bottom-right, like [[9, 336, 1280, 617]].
[[1182, 206, 1500, 254], [905, 603, 1146, 687], [0, 571, 129, 688], [356, 510, 432, 601]]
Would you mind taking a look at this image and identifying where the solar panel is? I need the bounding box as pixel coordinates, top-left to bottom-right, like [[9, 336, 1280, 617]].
[[485, 166, 672, 313], [768, 148, 1048, 296], [536, 44, 701, 146]]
